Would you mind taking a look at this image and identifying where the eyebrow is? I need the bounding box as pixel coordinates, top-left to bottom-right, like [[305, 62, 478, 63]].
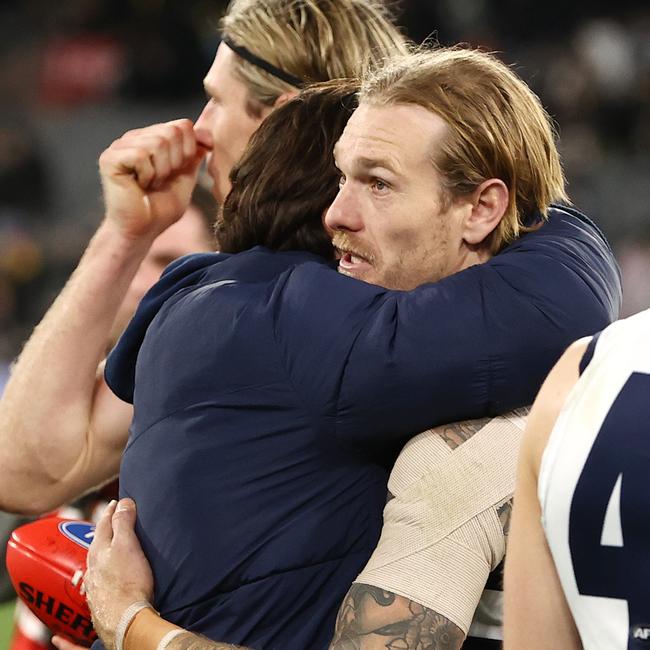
[[333, 145, 400, 176], [356, 156, 399, 175]]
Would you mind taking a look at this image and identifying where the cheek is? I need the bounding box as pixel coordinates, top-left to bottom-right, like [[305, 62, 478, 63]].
[[234, 113, 262, 157]]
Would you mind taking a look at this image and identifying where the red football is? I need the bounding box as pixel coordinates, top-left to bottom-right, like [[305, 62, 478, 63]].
[[6, 517, 97, 646]]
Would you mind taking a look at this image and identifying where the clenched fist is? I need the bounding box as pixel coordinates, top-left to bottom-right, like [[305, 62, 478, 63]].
[[99, 119, 208, 240]]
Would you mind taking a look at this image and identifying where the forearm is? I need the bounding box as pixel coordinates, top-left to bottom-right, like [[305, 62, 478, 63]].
[[125, 609, 250, 650], [0, 220, 153, 512]]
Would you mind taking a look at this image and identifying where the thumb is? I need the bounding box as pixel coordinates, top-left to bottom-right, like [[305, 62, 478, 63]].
[[111, 498, 138, 544], [182, 144, 209, 182]]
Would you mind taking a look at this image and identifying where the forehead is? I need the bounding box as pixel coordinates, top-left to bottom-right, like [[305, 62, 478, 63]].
[[334, 102, 448, 174], [203, 42, 248, 97]]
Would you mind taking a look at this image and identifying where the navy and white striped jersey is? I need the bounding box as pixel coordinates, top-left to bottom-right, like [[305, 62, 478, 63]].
[[540, 308, 650, 650]]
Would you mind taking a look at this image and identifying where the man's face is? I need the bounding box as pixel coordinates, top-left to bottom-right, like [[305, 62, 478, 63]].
[[195, 43, 269, 204], [110, 206, 213, 347], [325, 102, 472, 291]]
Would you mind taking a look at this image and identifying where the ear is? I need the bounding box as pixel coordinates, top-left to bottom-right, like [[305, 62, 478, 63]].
[[273, 90, 299, 109], [462, 179, 509, 246], [258, 90, 299, 121]]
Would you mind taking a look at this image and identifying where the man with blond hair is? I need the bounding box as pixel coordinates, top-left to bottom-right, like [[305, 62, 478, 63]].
[[48, 47, 620, 650], [0, 2, 409, 647], [0, 0, 409, 514]]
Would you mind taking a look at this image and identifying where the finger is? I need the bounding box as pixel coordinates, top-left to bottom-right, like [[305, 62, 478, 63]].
[[90, 500, 117, 551], [168, 118, 197, 162], [181, 145, 208, 184], [111, 498, 138, 546], [131, 136, 171, 190], [51, 635, 86, 650], [165, 125, 184, 170], [99, 146, 156, 191], [124, 120, 195, 173]]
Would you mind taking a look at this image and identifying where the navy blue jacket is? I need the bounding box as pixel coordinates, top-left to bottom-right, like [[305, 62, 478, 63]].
[[105, 205, 620, 649]]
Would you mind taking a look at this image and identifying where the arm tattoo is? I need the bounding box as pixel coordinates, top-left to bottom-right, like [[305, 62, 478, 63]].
[[438, 418, 492, 450], [330, 583, 465, 649], [168, 633, 250, 650]]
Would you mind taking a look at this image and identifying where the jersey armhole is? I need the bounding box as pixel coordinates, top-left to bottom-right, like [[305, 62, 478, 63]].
[[578, 332, 601, 375]]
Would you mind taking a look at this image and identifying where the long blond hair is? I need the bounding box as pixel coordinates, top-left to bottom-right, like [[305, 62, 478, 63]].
[[220, 0, 408, 112], [360, 47, 569, 252]]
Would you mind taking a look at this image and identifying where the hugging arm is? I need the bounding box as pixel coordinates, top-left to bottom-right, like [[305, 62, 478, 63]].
[[75, 498, 464, 650]]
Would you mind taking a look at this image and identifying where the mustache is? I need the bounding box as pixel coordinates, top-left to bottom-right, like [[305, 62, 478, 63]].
[[331, 232, 376, 264]]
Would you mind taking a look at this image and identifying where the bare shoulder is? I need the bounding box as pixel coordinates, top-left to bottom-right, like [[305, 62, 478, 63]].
[[522, 337, 592, 477], [330, 583, 464, 649]]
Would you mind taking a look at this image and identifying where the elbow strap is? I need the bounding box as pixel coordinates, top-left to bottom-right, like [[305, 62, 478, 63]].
[[356, 410, 528, 632]]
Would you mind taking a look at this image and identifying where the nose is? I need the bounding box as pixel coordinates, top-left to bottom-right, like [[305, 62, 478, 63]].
[[194, 101, 214, 150], [324, 183, 364, 233]]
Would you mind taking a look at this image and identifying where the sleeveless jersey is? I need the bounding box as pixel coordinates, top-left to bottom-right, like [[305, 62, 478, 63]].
[[539, 308, 650, 650]]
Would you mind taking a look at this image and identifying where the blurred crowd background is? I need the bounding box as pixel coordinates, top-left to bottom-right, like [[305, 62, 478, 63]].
[[0, 0, 648, 384]]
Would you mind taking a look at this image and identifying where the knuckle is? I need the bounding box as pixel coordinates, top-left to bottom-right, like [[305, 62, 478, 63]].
[[174, 118, 193, 131], [133, 147, 151, 163]]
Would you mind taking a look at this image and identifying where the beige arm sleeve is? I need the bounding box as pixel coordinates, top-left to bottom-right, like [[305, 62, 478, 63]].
[[355, 410, 527, 634]]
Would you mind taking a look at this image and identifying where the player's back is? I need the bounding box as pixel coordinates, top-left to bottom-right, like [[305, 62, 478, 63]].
[[539, 308, 650, 650]]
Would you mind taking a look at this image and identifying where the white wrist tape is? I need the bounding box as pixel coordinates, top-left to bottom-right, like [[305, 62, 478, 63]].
[[157, 629, 185, 650], [115, 600, 153, 650]]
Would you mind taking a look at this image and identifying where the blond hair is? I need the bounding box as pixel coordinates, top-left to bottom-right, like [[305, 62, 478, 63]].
[[360, 47, 569, 252], [220, 0, 408, 111]]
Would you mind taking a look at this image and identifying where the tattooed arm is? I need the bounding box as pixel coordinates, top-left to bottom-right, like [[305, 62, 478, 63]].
[[333, 413, 528, 650], [329, 584, 465, 650]]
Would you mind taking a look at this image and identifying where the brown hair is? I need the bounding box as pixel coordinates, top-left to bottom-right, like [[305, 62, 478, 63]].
[[220, 0, 408, 114], [216, 80, 358, 257], [360, 47, 570, 252]]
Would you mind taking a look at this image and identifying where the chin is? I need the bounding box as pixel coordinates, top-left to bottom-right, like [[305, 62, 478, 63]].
[[339, 267, 383, 288], [338, 267, 364, 282]]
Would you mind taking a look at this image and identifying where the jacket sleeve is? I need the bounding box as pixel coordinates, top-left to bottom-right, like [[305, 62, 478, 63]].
[[275, 207, 621, 448], [104, 252, 228, 403]]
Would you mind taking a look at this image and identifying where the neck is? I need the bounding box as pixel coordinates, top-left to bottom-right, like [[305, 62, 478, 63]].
[[455, 244, 493, 275]]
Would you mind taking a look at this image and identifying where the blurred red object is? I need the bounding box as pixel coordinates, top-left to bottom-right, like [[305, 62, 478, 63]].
[[40, 35, 125, 105], [6, 517, 96, 647]]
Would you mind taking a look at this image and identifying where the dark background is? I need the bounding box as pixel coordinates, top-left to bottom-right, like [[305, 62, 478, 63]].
[[0, 0, 648, 378]]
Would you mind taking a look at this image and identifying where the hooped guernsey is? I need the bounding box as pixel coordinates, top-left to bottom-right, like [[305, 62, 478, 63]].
[[539, 308, 650, 650], [105, 206, 620, 649]]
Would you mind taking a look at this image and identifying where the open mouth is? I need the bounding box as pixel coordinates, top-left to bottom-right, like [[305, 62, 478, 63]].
[[337, 250, 372, 275]]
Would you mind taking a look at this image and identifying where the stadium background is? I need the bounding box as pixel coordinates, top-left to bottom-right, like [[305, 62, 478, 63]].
[[0, 0, 648, 645]]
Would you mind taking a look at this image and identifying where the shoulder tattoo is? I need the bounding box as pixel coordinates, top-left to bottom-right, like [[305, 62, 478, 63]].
[[438, 417, 492, 450]]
